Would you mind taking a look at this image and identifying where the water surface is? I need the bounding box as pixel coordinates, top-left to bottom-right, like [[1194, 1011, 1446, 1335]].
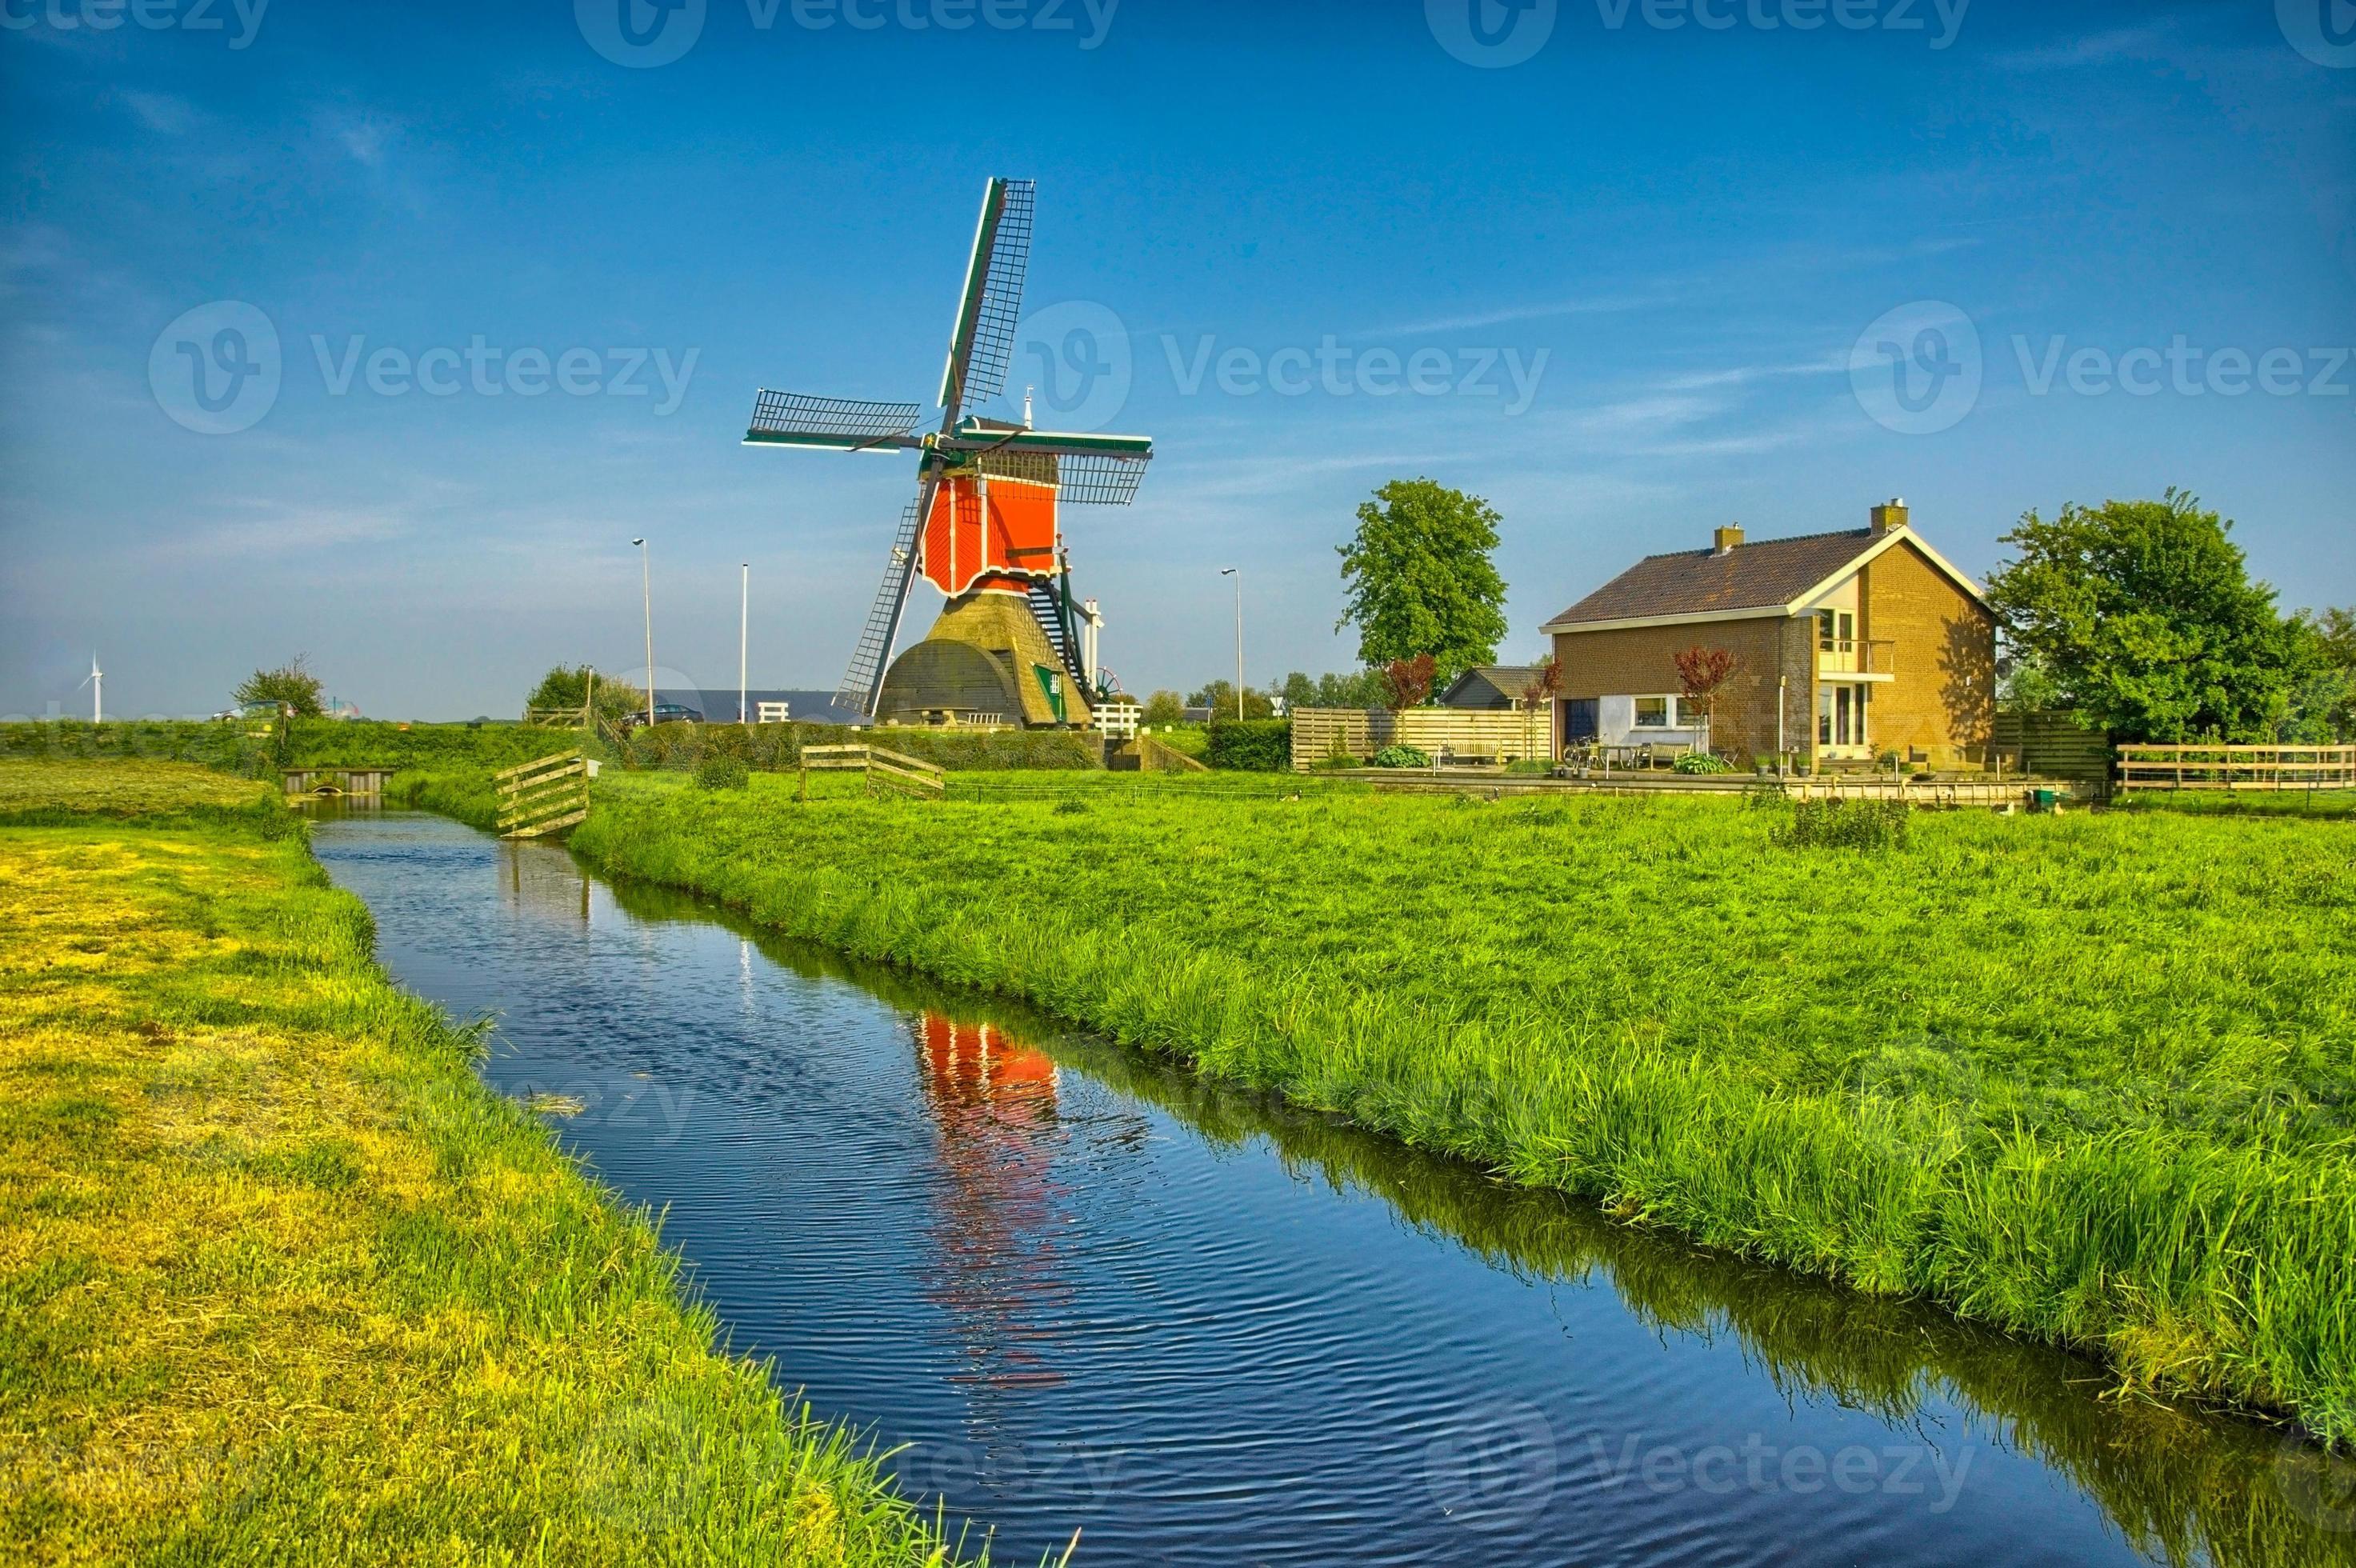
[[309, 808, 2353, 1567]]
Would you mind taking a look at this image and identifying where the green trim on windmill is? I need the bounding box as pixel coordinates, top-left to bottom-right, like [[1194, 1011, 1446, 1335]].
[[944, 426, 1154, 458], [938, 177, 1008, 414], [741, 430, 922, 451]]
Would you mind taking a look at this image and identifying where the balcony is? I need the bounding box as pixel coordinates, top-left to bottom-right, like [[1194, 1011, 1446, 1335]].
[[1817, 638, 1896, 681]]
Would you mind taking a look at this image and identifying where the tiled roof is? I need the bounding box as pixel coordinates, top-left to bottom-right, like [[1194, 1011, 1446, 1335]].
[[1546, 529, 1878, 628], [1453, 665, 1546, 693]]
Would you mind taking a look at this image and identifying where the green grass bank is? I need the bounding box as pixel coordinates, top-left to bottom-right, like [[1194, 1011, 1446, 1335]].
[[568, 770, 2356, 1443], [0, 761, 978, 1566]]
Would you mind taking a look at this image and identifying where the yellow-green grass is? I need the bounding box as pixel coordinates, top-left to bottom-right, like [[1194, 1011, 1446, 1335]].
[[570, 770, 2356, 1443], [0, 762, 978, 1566]]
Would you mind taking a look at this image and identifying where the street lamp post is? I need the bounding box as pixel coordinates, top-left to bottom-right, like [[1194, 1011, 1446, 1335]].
[[739, 562, 750, 726], [633, 538, 654, 729], [1220, 567, 1243, 720]]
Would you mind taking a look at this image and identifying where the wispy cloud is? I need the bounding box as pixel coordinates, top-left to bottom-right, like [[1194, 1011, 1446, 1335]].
[[1994, 23, 2176, 72], [1381, 294, 1658, 336], [117, 90, 201, 135]]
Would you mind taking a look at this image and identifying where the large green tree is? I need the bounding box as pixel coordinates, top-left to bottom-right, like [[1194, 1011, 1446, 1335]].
[[1983, 491, 2317, 742], [1336, 479, 1509, 692]]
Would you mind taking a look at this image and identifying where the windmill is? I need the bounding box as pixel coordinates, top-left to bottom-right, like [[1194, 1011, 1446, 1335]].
[[743, 178, 1153, 729], [78, 653, 102, 724]]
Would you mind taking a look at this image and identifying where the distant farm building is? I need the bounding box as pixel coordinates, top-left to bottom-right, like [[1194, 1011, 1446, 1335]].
[[1438, 666, 1548, 710]]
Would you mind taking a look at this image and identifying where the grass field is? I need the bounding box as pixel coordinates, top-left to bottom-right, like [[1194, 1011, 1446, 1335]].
[[569, 770, 2356, 1444], [0, 761, 979, 1566]]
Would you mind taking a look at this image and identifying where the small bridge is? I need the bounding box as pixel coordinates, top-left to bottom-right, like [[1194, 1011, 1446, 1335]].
[[282, 767, 396, 798]]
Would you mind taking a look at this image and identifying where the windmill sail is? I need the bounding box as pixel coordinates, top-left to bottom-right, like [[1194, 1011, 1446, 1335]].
[[746, 391, 922, 450], [938, 178, 1035, 420], [834, 494, 928, 718]]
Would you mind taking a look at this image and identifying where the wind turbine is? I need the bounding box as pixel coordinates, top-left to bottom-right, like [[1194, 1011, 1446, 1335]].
[[78, 653, 103, 724]]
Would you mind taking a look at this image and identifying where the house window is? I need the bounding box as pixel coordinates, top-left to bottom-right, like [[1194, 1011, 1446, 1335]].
[[1818, 610, 1854, 654], [1634, 696, 1670, 728]]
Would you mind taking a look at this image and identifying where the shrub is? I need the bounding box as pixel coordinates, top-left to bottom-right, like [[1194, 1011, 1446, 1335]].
[[1206, 718, 1291, 772], [1673, 752, 1735, 775], [1370, 744, 1430, 769], [694, 754, 750, 791], [1778, 798, 1909, 850]]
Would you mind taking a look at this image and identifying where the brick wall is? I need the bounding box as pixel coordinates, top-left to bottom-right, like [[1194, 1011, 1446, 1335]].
[[1858, 538, 1995, 765], [1551, 616, 1808, 762]]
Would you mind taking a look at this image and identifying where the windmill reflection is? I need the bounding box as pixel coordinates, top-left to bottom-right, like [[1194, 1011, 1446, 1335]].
[[912, 1011, 1074, 1394]]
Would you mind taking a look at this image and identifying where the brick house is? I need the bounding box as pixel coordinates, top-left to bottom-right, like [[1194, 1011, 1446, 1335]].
[[1539, 501, 1996, 766]]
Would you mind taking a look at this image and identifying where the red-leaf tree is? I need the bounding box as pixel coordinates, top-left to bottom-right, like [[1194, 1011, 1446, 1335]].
[[1672, 646, 1740, 748], [1381, 653, 1436, 711]]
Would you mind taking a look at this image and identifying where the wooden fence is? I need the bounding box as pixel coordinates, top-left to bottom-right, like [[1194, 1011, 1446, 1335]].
[[2116, 743, 2356, 792], [1290, 706, 1555, 772], [799, 744, 946, 798], [1993, 710, 2111, 790], [496, 751, 591, 838]]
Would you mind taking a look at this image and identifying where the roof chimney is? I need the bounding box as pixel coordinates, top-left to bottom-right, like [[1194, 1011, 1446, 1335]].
[[1870, 497, 1909, 536], [1713, 523, 1744, 554]]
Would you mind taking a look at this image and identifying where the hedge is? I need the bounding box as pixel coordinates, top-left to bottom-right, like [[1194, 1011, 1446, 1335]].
[[1206, 718, 1291, 772]]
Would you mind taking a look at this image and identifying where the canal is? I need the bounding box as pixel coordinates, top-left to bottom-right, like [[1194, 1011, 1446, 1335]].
[[308, 809, 2352, 1567]]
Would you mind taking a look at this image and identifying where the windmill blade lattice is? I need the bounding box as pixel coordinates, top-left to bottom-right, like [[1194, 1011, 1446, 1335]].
[[748, 391, 922, 448], [940, 178, 1035, 419], [834, 494, 927, 716], [972, 447, 1150, 506]]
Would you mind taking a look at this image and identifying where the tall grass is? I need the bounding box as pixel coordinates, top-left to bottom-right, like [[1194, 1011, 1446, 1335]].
[[0, 760, 983, 1566], [570, 772, 2356, 1444]]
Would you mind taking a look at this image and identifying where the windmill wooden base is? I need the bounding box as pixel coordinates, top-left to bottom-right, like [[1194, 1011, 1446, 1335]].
[[875, 590, 1091, 730]]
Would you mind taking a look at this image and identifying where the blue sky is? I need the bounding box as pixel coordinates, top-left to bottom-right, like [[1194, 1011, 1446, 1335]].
[[3, 0, 2351, 718]]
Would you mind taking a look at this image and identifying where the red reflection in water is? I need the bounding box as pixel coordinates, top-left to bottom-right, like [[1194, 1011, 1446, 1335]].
[[914, 1012, 1072, 1393]]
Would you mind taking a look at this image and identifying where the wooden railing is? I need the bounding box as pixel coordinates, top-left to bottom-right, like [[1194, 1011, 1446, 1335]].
[[2116, 744, 2356, 792], [799, 744, 946, 798], [496, 751, 591, 838]]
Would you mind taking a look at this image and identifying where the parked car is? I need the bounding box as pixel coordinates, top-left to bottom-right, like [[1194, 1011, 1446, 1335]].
[[620, 702, 704, 729]]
